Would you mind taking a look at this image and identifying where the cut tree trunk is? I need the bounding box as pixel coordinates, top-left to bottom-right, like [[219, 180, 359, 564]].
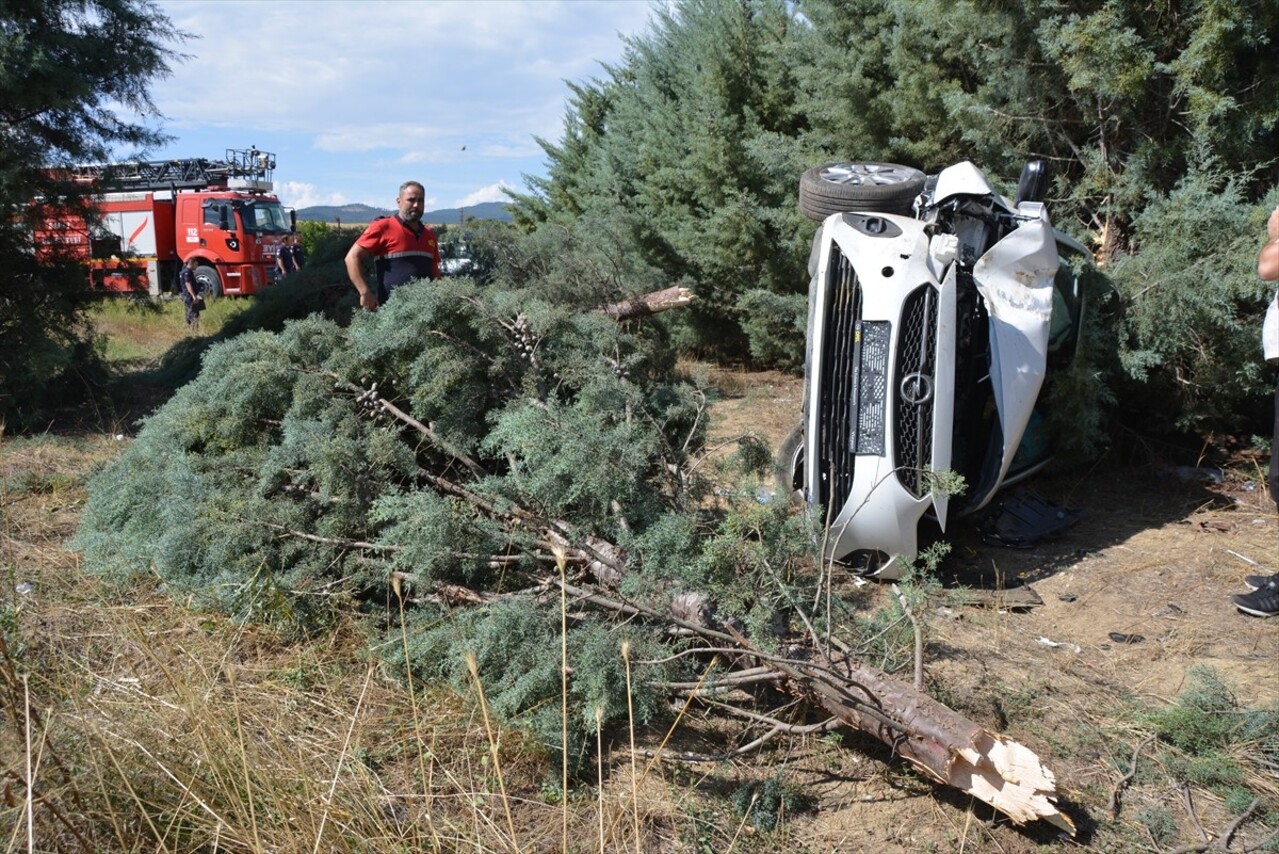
[[684, 600, 1073, 834]]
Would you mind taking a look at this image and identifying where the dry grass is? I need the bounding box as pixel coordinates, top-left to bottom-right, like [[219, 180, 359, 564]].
[[89, 297, 248, 366]]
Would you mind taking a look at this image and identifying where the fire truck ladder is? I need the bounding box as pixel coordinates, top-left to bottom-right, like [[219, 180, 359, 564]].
[[71, 147, 276, 192]]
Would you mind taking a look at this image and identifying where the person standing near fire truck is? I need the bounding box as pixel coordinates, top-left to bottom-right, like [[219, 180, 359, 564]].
[[345, 181, 440, 311], [287, 233, 306, 272], [277, 233, 298, 277], [179, 256, 203, 330]]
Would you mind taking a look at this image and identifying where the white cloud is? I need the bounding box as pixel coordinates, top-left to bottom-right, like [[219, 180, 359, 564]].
[[275, 181, 349, 209], [145, 0, 655, 208], [455, 181, 515, 208], [154, 0, 653, 136]]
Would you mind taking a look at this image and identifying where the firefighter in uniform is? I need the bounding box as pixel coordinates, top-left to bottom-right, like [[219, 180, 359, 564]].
[[179, 256, 203, 330], [345, 180, 441, 311]]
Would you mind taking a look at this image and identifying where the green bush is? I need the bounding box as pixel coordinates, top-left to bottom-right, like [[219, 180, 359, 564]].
[[1145, 666, 1279, 798], [1111, 175, 1278, 433], [737, 289, 806, 370]]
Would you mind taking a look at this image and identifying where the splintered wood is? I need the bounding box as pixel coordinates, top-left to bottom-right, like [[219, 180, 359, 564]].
[[952, 734, 1073, 833], [798, 649, 1074, 834]]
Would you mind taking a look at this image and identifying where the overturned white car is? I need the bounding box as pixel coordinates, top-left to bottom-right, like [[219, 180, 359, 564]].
[[781, 160, 1088, 578]]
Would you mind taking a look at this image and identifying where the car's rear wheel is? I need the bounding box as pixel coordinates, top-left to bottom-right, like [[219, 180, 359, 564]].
[[798, 161, 926, 221]]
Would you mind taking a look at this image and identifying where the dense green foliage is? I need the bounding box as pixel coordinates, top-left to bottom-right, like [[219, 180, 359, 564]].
[[76, 222, 865, 769], [511, 0, 812, 358], [513, 0, 1278, 431], [0, 0, 180, 428], [1110, 179, 1279, 430]]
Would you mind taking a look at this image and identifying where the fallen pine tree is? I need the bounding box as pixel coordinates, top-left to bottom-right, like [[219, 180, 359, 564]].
[[74, 224, 1071, 833]]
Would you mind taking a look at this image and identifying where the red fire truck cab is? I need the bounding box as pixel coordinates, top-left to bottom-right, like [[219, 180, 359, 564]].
[[36, 147, 293, 297]]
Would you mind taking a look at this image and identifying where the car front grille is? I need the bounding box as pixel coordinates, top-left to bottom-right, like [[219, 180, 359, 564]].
[[895, 286, 938, 496], [815, 245, 860, 510], [816, 242, 940, 510]]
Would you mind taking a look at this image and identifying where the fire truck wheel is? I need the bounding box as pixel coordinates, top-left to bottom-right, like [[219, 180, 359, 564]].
[[194, 265, 222, 300]]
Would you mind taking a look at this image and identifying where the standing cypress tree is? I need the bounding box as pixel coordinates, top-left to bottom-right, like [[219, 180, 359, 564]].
[[515, 0, 1276, 431], [792, 0, 1279, 256], [0, 0, 181, 427], [513, 0, 815, 361]]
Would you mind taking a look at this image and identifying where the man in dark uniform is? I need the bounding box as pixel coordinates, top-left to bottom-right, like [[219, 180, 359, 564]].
[[287, 234, 306, 272], [179, 256, 202, 330], [345, 180, 441, 311], [276, 234, 297, 277]]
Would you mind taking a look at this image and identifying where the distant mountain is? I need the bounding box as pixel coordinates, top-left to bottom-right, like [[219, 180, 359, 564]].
[[295, 203, 389, 224], [296, 200, 513, 225]]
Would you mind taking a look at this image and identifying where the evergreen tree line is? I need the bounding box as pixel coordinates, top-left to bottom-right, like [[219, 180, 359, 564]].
[[510, 0, 1279, 433], [3, 0, 1277, 435]]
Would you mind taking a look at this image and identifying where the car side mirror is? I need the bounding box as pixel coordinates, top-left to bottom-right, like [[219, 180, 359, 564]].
[[219, 205, 231, 231], [1016, 160, 1048, 205]]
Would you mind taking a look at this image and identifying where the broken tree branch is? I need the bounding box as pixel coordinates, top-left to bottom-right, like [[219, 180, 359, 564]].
[[316, 369, 489, 479], [556, 575, 1074, 834], [1108, 733, 1155, 818], [892, 582, 924, 691], [266, 372, 1075, 836], [601, 286, 694, 320], [401, 563, 1073, 834], [1166, 797, 1264, 853], [1182, 785, 1210, 844]]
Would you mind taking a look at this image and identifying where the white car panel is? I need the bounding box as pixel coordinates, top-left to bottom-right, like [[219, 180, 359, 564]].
[[971, 217, 1058, 508]]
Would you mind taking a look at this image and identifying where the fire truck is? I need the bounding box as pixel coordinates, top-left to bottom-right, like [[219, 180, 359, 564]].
[[34, 147, 293, 297]]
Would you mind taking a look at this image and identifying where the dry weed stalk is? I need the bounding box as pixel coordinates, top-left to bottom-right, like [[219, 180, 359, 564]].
[[556, 543, 569, 854], [465, 651, 520, 852], [312, 664, 374, 853], [621, 639, 641, 853]]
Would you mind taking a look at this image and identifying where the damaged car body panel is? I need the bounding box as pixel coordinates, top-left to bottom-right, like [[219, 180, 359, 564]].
[[796, 161, 1084, 577]]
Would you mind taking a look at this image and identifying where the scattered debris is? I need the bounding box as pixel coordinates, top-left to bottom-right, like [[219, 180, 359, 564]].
[[1108, 734, 1156, 817], [1227, 549, 1261, 567], [1058, 592, 1078, 603], [978, 488, 1082, 548], [947, 585, 1044, 609], [1107, 632, 1145, 645], [1036, 636, 1082, 653], [1169, 465, 1225, 484]]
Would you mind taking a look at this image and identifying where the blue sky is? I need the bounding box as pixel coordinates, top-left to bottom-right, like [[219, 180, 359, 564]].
[[144, 1, 659, 212]]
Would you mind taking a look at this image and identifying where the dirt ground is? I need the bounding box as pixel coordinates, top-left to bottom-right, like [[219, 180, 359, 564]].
[[704, 367, 1279, 852]]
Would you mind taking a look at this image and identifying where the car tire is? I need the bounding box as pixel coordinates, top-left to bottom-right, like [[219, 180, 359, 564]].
[[798, 161, 926, 221], [194, 265, 222, 300], [775, 425, 805, 506]]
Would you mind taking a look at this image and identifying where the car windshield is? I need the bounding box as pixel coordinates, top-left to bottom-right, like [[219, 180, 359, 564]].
[[239, 200, 291, 234]]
